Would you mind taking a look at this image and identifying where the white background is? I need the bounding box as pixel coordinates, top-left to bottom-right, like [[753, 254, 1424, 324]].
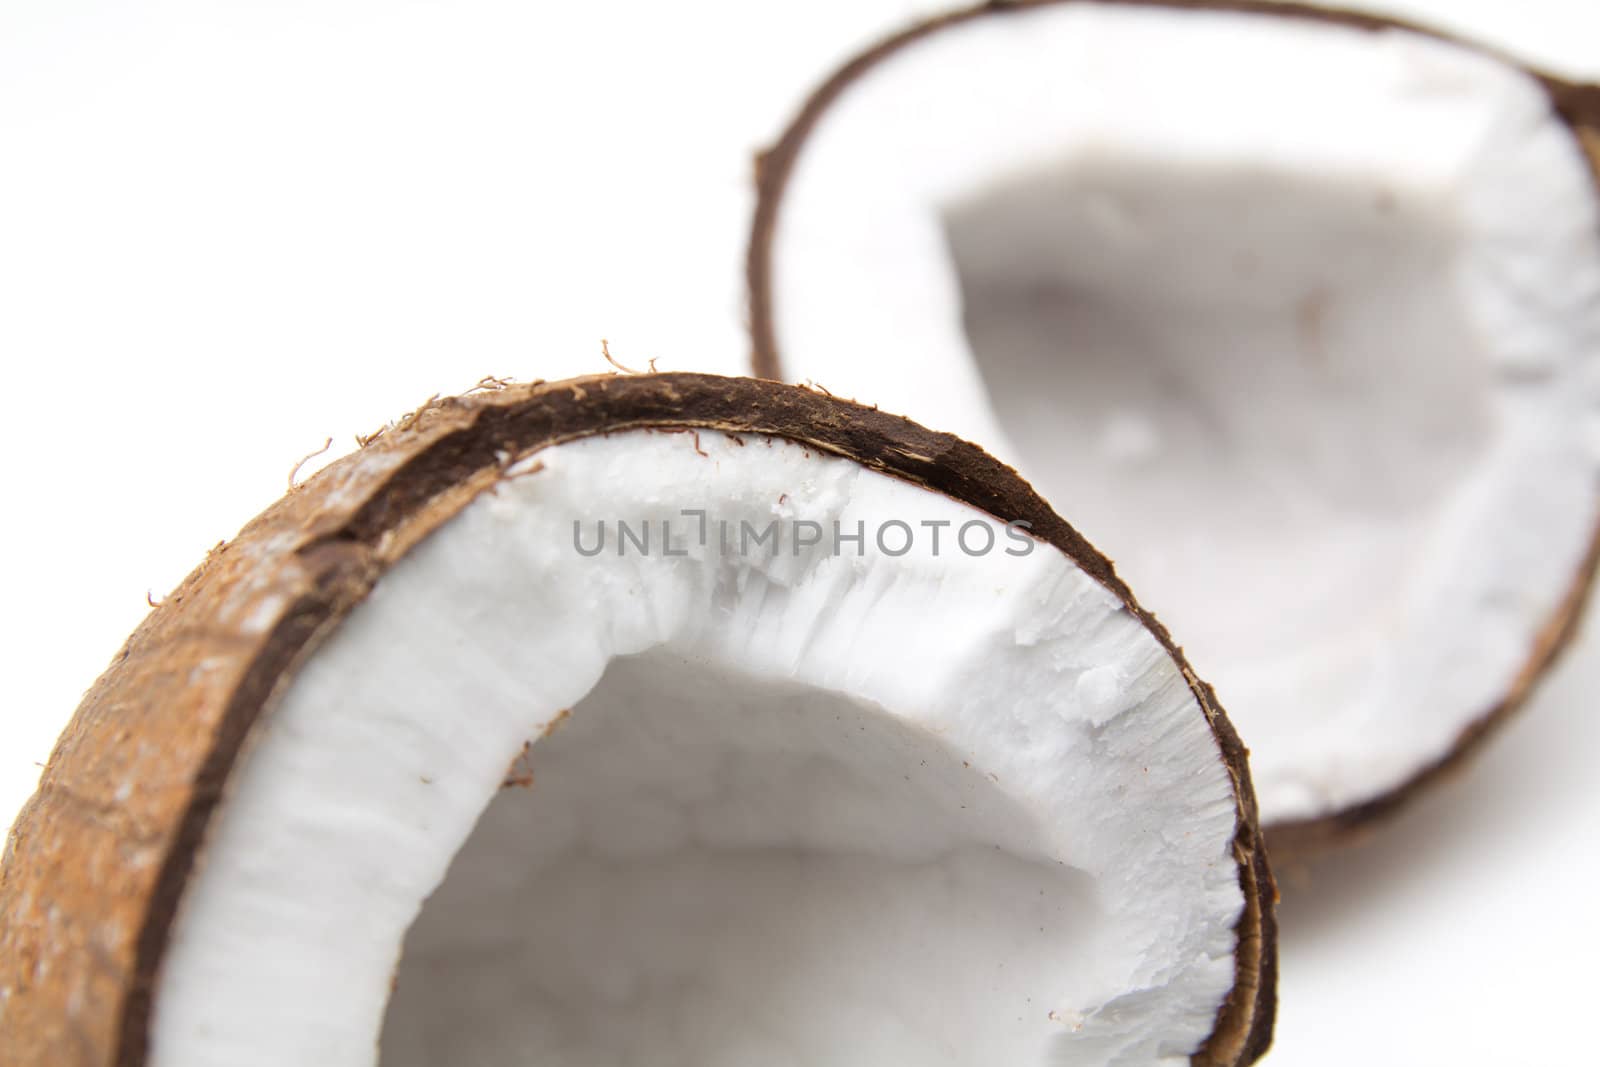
[[2, 1, 1597, 1063]]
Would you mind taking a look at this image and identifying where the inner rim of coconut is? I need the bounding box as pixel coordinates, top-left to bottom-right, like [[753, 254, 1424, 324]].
[[765, 3, 1600, 825], [148, 428, 1248, 1066]]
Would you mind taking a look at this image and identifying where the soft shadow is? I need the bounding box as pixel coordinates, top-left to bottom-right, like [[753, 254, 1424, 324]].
[[1272, 615, 1600, 950]]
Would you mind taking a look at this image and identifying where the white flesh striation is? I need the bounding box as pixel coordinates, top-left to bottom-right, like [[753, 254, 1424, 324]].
[[770, 4, 1600, 824], [148, 430, 1245, 1067]]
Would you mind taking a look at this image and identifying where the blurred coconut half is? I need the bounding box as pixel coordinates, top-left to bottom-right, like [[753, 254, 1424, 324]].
[[747, 0, 1600, 849]]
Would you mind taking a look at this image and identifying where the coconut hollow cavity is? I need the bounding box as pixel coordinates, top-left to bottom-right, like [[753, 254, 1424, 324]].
[[748, 0, 1600, 846], [0, 373, 1272, 1067]]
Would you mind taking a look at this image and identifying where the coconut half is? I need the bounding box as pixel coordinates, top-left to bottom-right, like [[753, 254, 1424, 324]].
[[0, 373, 1272, 1066], [748, 0, 1600, 846]]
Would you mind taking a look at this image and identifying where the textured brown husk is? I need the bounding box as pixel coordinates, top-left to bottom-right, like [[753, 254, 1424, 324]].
[[0, 372, 1274, 1066], [746, 0, 1600, 853]]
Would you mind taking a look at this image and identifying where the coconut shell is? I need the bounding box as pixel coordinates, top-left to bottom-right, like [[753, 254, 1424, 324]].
[[745, 0, 1600, 854], [0, 372, 1275, 1066]]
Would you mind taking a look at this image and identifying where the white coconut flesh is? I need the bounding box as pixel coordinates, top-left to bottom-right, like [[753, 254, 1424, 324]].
[[767, 4, 1600, 826], [146, 429, 1248, 1066]]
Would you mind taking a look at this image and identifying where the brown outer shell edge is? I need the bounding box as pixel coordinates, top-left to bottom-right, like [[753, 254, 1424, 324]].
[[746, 0, 1600, 853], [0, 372, 1274, 1066]]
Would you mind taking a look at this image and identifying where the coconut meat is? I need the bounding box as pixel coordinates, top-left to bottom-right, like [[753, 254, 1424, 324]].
[[767, 3, 1600, 824], [148, 429, 1246, 1066]]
